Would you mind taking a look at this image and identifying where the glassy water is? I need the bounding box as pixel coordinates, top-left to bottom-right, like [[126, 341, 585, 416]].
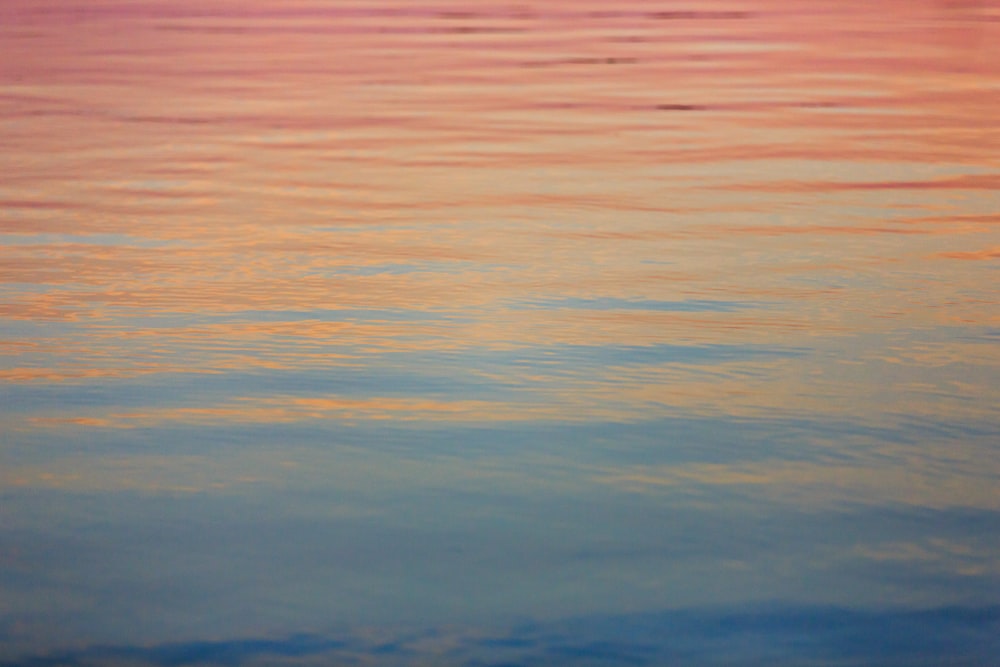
[[2, 1, 999, 665]]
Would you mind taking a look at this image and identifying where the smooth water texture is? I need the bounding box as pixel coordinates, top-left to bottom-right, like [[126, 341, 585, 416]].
[[2, 1, 999, 665]]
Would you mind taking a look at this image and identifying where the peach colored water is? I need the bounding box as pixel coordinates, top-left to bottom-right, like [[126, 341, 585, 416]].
[[2, 1, 999, 665]]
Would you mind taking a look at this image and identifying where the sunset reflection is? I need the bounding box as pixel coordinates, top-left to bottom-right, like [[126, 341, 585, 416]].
[[2, 0, 999, 665]]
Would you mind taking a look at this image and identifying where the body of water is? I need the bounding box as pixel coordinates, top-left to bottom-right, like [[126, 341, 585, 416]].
[[2, 1, 999, 665]]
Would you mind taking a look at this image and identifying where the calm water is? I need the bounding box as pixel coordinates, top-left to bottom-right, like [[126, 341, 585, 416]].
[[2, 1, 999, 665]]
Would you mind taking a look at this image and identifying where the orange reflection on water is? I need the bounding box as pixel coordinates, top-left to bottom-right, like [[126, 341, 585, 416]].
[[1, 0, 998, 497]]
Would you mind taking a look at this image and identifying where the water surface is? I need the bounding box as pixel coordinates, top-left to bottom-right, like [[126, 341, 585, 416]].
[[2, 1, 999, 665]]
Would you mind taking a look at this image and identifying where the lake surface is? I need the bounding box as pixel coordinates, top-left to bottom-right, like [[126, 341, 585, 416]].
[[2, 1, 999, 665]]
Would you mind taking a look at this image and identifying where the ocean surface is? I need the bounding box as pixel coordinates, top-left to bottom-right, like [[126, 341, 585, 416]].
[[2, 1, 999, 665]]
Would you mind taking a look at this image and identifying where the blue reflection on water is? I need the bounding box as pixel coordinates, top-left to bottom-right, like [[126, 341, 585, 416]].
[[1, 344, 803, 413], [514, 297, 759, 312], [4, 606, 998, 666]]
